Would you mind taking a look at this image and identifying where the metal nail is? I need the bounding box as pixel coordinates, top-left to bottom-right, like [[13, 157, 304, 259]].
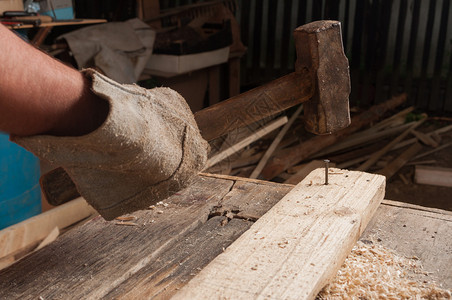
[[324, 159, 330, 185]]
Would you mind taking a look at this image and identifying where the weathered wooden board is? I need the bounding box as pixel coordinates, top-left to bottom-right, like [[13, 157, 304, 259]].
[[0, 176, 234, 299], [0, 174, 292, 300], [362, 200, 452, 289], [1, 172, 450, 299], [173, 169, 385, 300]]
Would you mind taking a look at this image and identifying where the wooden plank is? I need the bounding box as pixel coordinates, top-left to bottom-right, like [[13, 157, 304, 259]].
[[377, 142, 423, 179], [0, 198, 96, 262], [205, 116, 288, 169], [362, 200, 452, 289], [173, 169, 386, 299], [0, 176, 235, 299], [250, 105, 303, 179], [284, 160, 335, 185], [356, 117, 425, 171], [415, 166, 452, 188]]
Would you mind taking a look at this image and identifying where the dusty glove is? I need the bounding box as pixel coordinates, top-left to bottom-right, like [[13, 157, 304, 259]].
[[13, 69, 209, 220]]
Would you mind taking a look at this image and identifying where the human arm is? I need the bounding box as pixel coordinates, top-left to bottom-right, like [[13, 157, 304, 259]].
[[0, 24, 107, 136]]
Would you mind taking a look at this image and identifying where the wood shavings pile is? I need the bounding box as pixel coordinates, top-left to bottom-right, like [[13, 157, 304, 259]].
[[317, 241, 451, 299]]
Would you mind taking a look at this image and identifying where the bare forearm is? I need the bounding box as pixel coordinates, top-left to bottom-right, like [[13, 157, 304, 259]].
[[0, 24, 107, 136]]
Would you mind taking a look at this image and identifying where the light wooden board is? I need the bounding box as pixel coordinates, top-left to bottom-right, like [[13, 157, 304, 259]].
[[415, 166, 452, 188], [173, 169, 386, 299], [0, 197, 96, 262]]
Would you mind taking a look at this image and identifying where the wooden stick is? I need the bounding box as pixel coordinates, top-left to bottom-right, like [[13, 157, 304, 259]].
[[356, 117, 426, 171], [205, 117, 288, 169], [413, 141, 452, 160], [0, 198, 96, 262], [377, 142, 423, 179], [406, 160, 437, 166], [411, 130, 439, 147], [173, 169, 385, 299], [250, 105, 303, 179]]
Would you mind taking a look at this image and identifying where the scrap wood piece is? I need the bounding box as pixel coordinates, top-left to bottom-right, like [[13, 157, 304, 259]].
[[0, 197, 96, 263], [205, 116, 288, 169], [411, 130, 439, 147], [284, 160, 336, 184], [173, 169, 385, 300], [377, 142, 423, 179], [250, 105, 303, 179], [356, 117, 426, 172], [260, 93, 407, 180], [415, 166, 452, 188]]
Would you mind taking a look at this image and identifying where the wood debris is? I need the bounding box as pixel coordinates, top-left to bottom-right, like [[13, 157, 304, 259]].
[[317, 241, 451, 299], [206, 95, 452, 184]]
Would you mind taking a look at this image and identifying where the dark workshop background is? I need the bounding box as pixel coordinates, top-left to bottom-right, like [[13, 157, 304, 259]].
[[75, 0, 452, 113]]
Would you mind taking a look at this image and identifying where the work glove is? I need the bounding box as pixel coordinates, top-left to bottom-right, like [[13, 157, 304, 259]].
[[13, 69, 209, 220]]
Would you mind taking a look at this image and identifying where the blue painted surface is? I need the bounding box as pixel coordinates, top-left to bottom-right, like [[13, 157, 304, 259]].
[[0, 133, 41, 230]]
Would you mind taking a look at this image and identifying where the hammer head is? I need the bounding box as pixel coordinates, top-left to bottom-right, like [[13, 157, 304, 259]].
[[294, 20, 351, 135]]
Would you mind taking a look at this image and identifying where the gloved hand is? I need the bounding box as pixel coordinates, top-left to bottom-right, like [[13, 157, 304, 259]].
[[13, 69, 209, 220]]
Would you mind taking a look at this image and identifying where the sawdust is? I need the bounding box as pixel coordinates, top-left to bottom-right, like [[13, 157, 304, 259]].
[[317, 241, 451, 299]]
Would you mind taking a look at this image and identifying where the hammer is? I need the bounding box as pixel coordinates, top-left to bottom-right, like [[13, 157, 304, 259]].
[[196, 20, 350, 140], [40, 20, 351, 205]]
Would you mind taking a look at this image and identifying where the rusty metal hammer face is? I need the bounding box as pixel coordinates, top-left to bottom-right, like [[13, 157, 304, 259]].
[[294, 20, 351, 135]]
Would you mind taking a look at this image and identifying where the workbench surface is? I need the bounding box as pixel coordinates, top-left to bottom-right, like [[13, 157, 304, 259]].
[[0, 174, 450, 299]]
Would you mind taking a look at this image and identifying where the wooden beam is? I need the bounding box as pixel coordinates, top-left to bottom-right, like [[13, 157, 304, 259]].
[[415, 166, 452, 188], [205, 116, 288, 169], [173, 169, 385, 299], [250, 105, 303, 179]]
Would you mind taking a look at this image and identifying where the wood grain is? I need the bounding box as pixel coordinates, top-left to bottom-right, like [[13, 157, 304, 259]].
[[195, 72, 313, 141], [0, 177, 234, 299], [173, 169, 386, 299]]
